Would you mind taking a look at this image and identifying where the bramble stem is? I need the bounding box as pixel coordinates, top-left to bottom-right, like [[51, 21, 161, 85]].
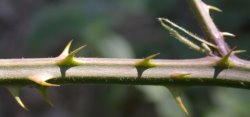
[[188, 0, 230, 56], [0, 0, 249, 90], [1, 57, 250, 89]]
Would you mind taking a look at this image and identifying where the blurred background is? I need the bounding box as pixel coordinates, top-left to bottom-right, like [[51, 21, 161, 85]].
[[0, 0, 250, 117]]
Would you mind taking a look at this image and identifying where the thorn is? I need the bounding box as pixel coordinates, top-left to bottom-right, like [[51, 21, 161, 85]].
[[67, 45, 86, 60], [144, 53, 160, 61], [58, 40, 73, 58], [175, 96, 190, 116], [208, 5, 222, 12], [6, 86, 28, 110], [222, 32, 236, 37], [166, 86, 189, 116], [57, 43, 86, 66], [217, 48, 236, 67], [28, 73, 59, 87], [234, 50, 246, 54], [135, 53, 160, 68], [36, 86, 53, 106]]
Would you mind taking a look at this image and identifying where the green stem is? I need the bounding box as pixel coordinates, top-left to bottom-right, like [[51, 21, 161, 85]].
[[1, 57, 250, 89]]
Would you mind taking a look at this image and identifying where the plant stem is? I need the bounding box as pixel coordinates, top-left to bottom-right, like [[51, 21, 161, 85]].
[[1, 57, 250, 89], [188, 0, 230, 56], [0, 0, 249, 91]]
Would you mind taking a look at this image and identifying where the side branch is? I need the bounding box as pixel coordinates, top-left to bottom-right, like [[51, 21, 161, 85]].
[[188, 0, 230, 56], [1, 57, 250, 89]]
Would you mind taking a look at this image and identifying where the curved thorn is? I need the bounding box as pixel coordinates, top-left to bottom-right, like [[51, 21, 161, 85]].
[[15, 96, 28, 111], [166, 86, 189, 116], [221, 48, 235, 60], [36, 86, 53, 106], [223, 47, 236, 59], [175, 96, 189, 116], [58, 40, 73, 58], [208, 5, 222, 12], [67, 45, 87, 59], [144, 53, 160, 61], [135, 53, 160, 68], [29, 73, 59, 87], [6, 86, 28, 110], [57, 45, 87, 66], [222, 32, 236, 37], [234, 50, 246, 54], [217, 47, 236, 67]]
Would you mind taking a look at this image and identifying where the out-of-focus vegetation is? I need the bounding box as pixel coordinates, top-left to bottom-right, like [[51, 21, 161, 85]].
[[0, 0, 250, 117]]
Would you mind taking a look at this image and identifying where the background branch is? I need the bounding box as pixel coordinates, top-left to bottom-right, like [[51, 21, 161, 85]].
[[188, 0, 230, 56]]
